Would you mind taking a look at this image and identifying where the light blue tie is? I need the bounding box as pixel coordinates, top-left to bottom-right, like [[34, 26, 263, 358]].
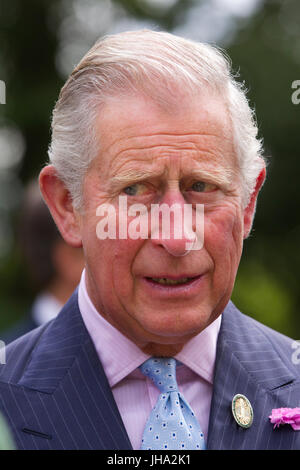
[[139, 357, 206, 450]]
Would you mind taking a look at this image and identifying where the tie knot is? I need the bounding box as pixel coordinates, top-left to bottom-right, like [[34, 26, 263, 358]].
[[139, 357, 178, 393]]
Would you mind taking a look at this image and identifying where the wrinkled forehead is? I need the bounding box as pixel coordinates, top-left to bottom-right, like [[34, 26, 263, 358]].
[[85, 90, 239, 196], [96, 88, 233, 157]]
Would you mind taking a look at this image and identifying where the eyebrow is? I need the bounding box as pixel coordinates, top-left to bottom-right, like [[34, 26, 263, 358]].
[[184, 167, 234, 189], [110, 169, 162, 187], [110, 165, 235, 190]]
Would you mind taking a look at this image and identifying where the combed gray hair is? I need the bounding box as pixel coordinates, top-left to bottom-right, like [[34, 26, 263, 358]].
[[48, 29, 265, 210]]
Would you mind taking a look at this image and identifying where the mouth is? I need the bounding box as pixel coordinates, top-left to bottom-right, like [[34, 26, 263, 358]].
[[145, 275, 201, 287], [141, 273, 205, 299]]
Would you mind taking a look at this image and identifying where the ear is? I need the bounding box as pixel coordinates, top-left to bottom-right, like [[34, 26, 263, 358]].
[[243, 166, 266, 239], [39, 165, 82, 247]]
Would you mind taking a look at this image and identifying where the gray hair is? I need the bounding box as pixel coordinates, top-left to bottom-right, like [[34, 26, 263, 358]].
[[48, 29, 265, 210]]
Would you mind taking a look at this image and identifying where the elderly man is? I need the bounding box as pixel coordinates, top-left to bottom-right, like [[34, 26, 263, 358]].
[[0, 30, 299, 451]]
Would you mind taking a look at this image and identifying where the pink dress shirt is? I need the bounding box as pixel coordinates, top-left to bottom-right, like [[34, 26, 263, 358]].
[[78, 269, 221, 450]]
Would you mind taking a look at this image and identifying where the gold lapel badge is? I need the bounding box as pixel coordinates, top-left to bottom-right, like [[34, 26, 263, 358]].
[[232, 394, 254, 428]]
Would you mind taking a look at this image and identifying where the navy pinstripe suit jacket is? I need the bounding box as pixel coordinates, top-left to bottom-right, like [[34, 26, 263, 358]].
[[0, 291, 300, 450]]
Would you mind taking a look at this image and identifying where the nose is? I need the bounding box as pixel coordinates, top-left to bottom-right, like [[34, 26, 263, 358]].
[[150, 190, 197, 257]]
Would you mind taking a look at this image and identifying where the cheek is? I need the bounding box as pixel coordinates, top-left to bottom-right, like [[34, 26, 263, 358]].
[[204, 205, 244, 263], [88, 236, 145, 296], [81, 204, 146, 291]]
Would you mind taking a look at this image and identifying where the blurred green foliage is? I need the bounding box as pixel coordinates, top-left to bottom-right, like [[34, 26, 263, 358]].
[[0, 0, 299, 337]]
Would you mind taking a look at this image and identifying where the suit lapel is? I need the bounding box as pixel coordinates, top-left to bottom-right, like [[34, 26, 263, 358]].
[[6, 294, 300, 449], [17, 292, 132, 450], [207, 302, 300, 450]]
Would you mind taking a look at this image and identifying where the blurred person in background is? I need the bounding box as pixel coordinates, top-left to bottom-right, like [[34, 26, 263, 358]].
[[1, 181, 84, 343]]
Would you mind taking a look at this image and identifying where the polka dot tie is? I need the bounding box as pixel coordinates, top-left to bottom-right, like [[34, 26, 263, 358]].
[[139, 357, 206, 450]]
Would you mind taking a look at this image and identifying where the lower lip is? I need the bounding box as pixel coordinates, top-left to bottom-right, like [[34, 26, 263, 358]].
[[141, 275, 205, 299]]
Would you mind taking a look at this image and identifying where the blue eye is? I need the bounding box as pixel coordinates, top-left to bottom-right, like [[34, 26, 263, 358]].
[[191, 182, 206, 192], [122, 183, 150, 196], [191, 181, 217, 193], [123, 185, 137, 196]]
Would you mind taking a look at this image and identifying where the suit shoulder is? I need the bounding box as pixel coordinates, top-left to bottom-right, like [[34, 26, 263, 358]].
[[0, 316, 38, 345], [0, 322, 51, 385], [243, 309, 295, 349], [226, 302, 299, 374]]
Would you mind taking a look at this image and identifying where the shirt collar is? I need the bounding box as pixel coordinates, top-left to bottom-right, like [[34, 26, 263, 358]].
[[175, 315, 221, 384], [78, 269, 221, 388]]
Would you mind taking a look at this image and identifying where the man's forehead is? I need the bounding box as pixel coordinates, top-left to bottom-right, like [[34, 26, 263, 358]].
[[97, 90, 232, 156]]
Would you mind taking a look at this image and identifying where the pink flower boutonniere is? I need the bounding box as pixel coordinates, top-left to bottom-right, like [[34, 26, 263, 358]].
[[269, 408, 300, 431]]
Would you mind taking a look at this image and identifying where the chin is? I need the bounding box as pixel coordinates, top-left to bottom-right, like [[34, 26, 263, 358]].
[[138, 311, 210, 341]]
